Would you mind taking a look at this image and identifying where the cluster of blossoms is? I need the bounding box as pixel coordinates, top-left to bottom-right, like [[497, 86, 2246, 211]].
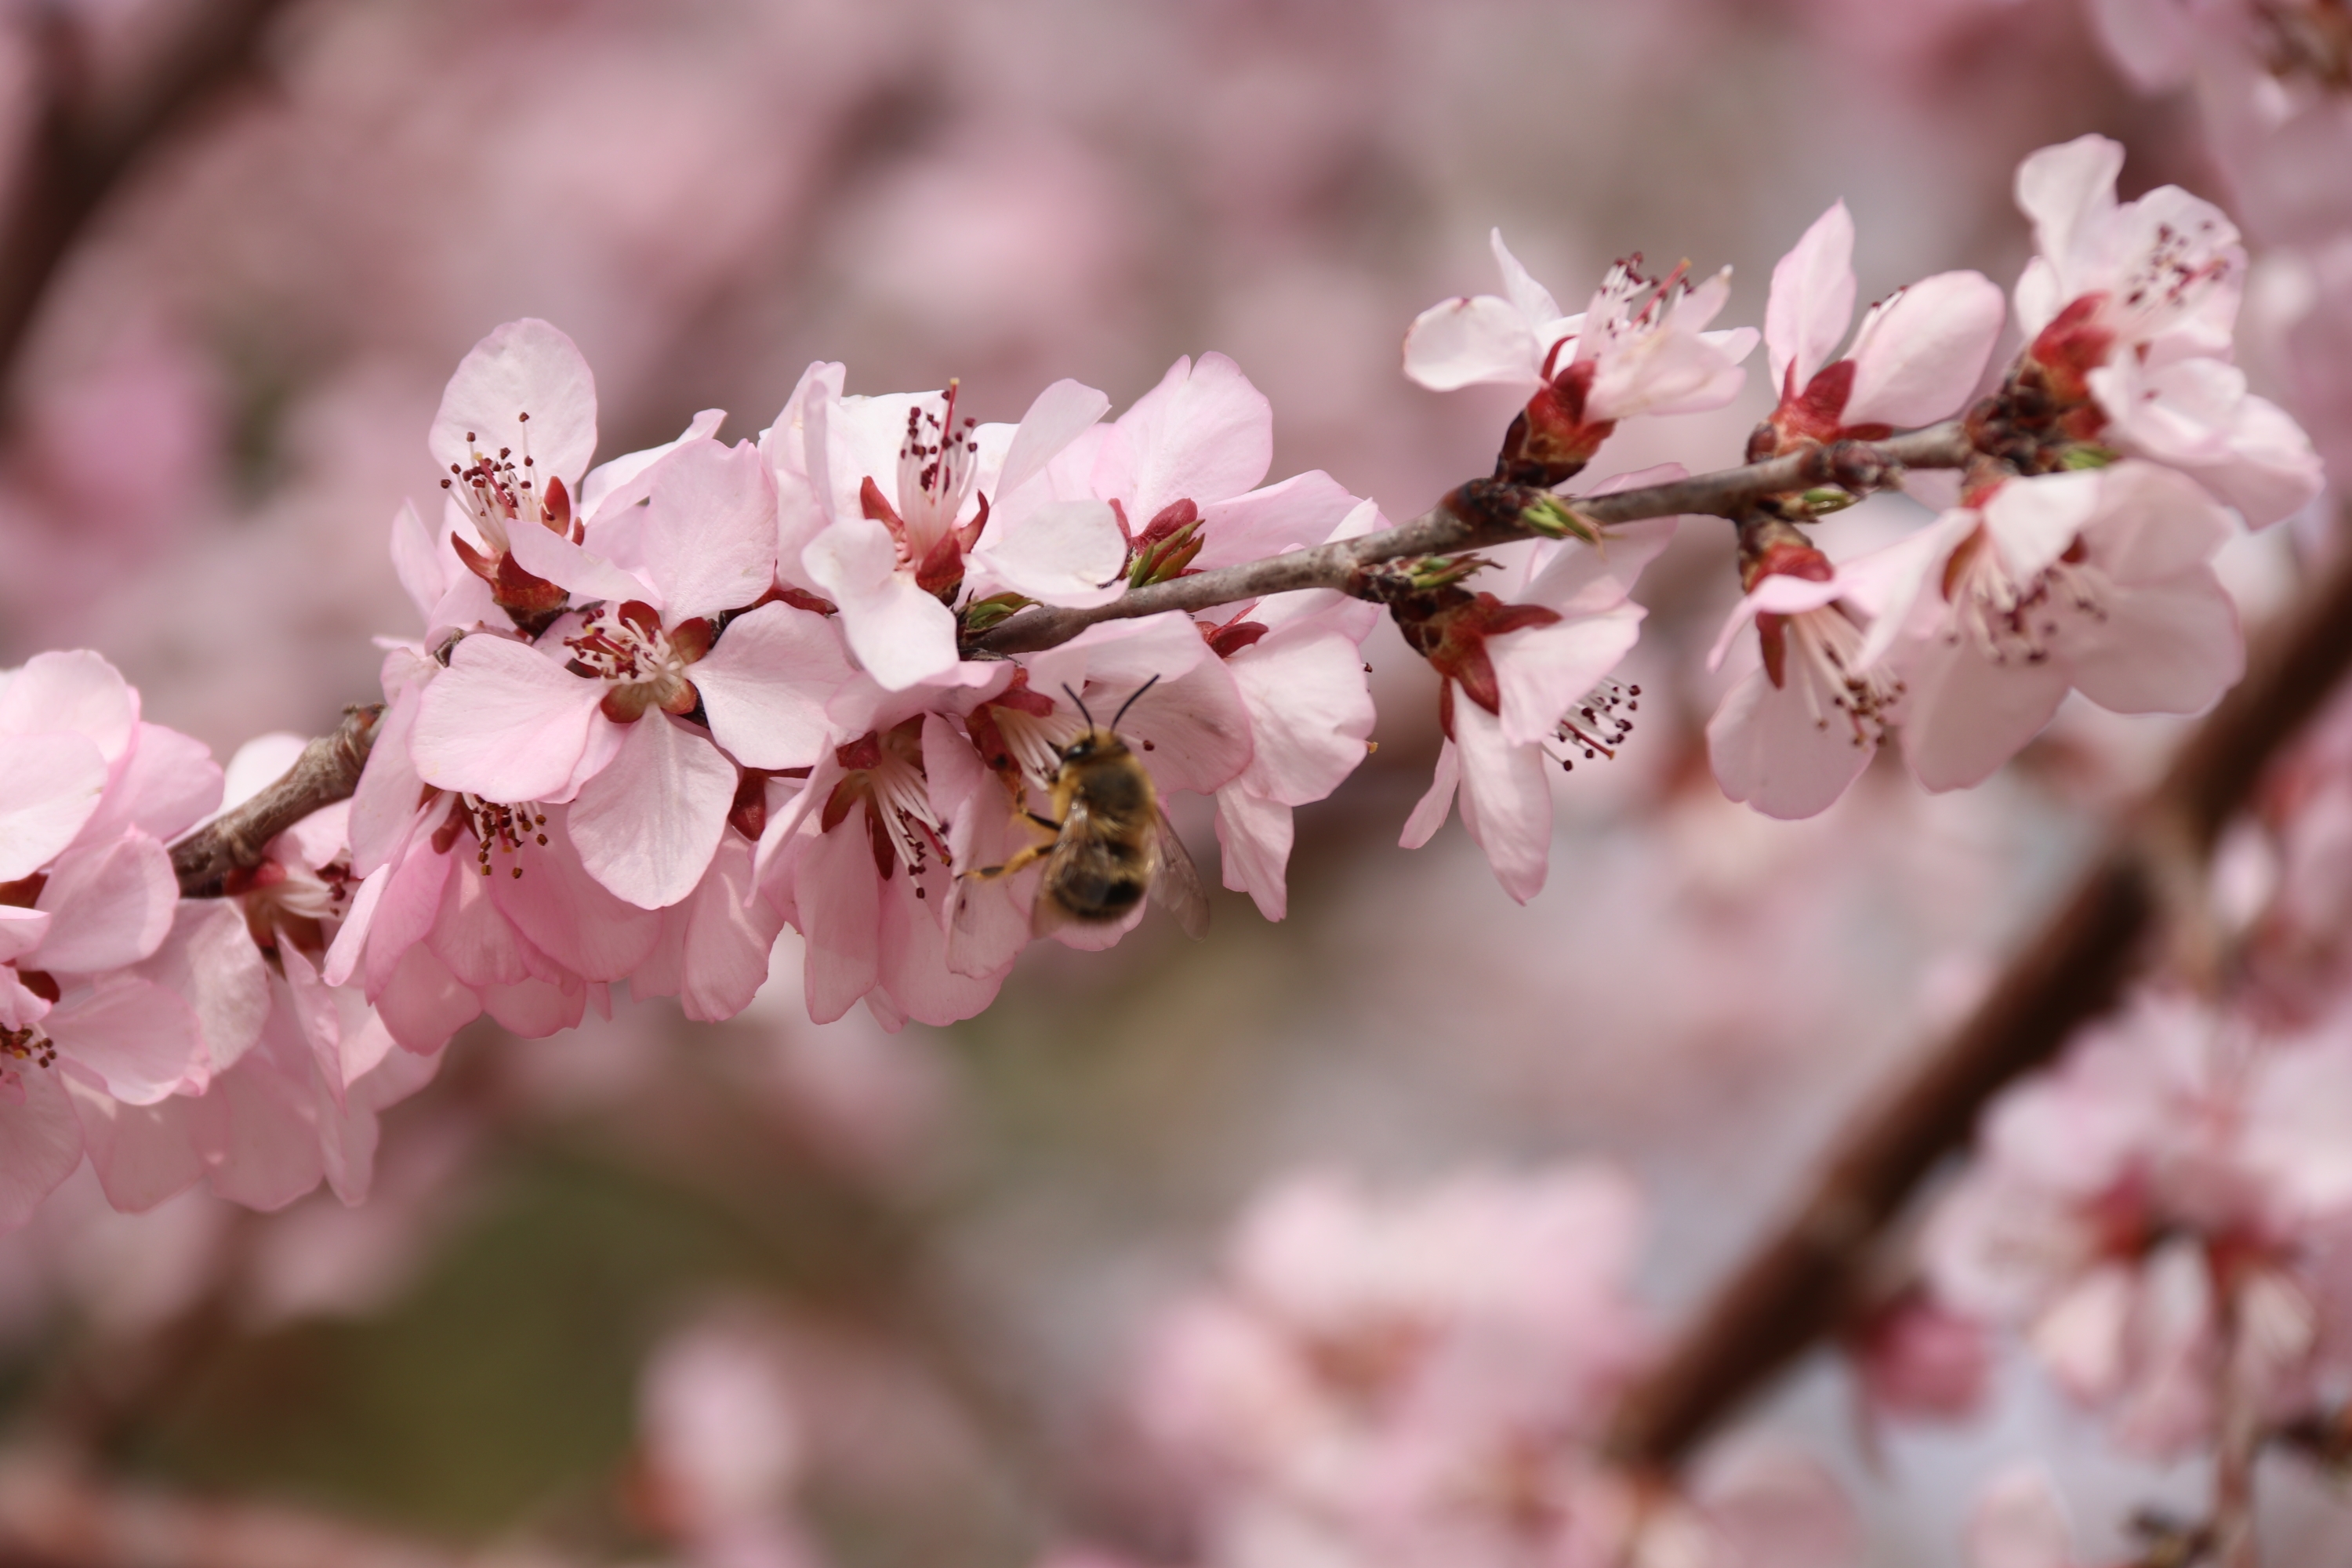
[[1402, 134, 2319, 848], [1131, 1166, 1857, 1568], [0, 131, 2325, 1250]]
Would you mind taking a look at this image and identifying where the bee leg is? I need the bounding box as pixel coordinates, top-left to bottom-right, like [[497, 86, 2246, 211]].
[[964, 843, 1051, 883], [1025, 811, 1062, 833]]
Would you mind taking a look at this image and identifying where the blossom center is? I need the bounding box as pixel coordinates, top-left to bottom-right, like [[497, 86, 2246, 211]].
[[440, 410, 571, 554], [1942, 528, 2109, 667], [895, 383, 981, 559], [564, 601, 710, 721], [823, 728, 949, 885], [1774, 605, 1904, 747], [1544, 679, 1641, 771], [430, 794, 551, 880]]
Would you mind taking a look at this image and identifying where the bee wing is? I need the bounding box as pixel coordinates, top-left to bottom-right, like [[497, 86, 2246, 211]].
[[1150, 808, 1211, 938]]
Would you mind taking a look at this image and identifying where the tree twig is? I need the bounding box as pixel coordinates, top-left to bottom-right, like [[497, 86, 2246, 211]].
[[1608, 524, 2352, 1470], [0, 0, 298, 400], [967, 423, 1971, 655], [169, 704, 381, 895]]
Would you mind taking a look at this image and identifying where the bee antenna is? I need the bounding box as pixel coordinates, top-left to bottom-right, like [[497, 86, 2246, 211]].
[[1109, 673, 1161, 731], [1062, 684, 1097, 731]]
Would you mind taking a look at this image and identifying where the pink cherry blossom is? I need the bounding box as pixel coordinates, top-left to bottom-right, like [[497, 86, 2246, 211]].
[[412, 434, 837, 909], [1706, 531, 1918, 821], [633, 1317, 824, 1568], [2011, 136, 2323, 527], [0, 653, 215, 1232], [1404, 232, 1759, 481], [1922, 991, 2352, 1457], [1868, 462, 2243, 793], [784, 372, 1123, 691], [1965, 1467, 2086, 1568], [1758, 200, 2005, 449], [1400, 508, 1677, 902]]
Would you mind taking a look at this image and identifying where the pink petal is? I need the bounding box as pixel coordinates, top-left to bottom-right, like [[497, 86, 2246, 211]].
[[0, 732, 107, 881], [1121, 353, 1276, 518], [374, 943, 480, 1055], [362, 837, 453, 998], [134, 901, 270, 1080], [1399, 739, 1461, 850], [348, 683, 426, 877], [1214, 784, 1293, 920], [696, 603, 851, 771], [505, 510, 654, 606], [81, 723, 223, 847], [1490, 228, 1564, 328], [764, 361, 847, 575], [1842, 270, 2007, 428], [48, 976, 204, 1106], [971, 499, 1126, 607], [34, 832, 177, 972], [1193, 470, 1363, 572], [1494, 604, 1644, 750], [412, 633, 607, 803], [1451, 698, 1553, 902], [481, 975, 585, 1038], [390, 499, 450, 627], [796, 821, 880, 1025], [570, 715, 737, 909], [68, 1080, 204, 1213], [1896, 634, 2071, 793], [427, 853, 541, 988], [1227, 630, 1375, 805], [1691, 1445, 1857, 1568], [800, 521, 960, 691], [0, 1066, 84, 1231], [1109, 657, 1254, 796], [1983, 472, 2103, 581], [1402, 293, 1544, 393], [429, 318, 598, 487], [0, 906, 49, 964], [670, 836, 785, 1022], [2067, 572, 2242, 716], [1522, 514, 1678, 618], [0, 649, 136, 760], [1705, 665, 1875, 821], [485, 804, 663, 980], [640, 437, 779, 622], [2015, 137, 2124, 295], [997, 378, 1111, 499], [582, 408, 726, 519], [1766, 201, 1857, 396], [877, 865, 1007, 1026]]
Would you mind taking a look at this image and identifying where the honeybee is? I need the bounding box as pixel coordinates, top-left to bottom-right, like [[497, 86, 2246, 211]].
[[961, 676, 1210, 939]]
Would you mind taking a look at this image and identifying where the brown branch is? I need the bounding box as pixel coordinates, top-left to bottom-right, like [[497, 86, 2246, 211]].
[[1609, 526, 2352, 1471], [0, 0, 297, 399], [968, 423, 1972, 656], [169, 704, 381, 895]]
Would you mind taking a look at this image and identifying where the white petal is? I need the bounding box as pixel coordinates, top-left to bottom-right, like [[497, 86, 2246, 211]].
[[1705, 666, 1875, 820], [1400, 740, 1461, 849]]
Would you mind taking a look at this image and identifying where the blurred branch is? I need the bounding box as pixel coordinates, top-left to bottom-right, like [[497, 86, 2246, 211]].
[[1609, 521, 2352, 1470], [0, 0, 296, 400], [170, 702, 380, 895], [968, 423, 1971, 655], [0, 1450, 583, 1568]]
